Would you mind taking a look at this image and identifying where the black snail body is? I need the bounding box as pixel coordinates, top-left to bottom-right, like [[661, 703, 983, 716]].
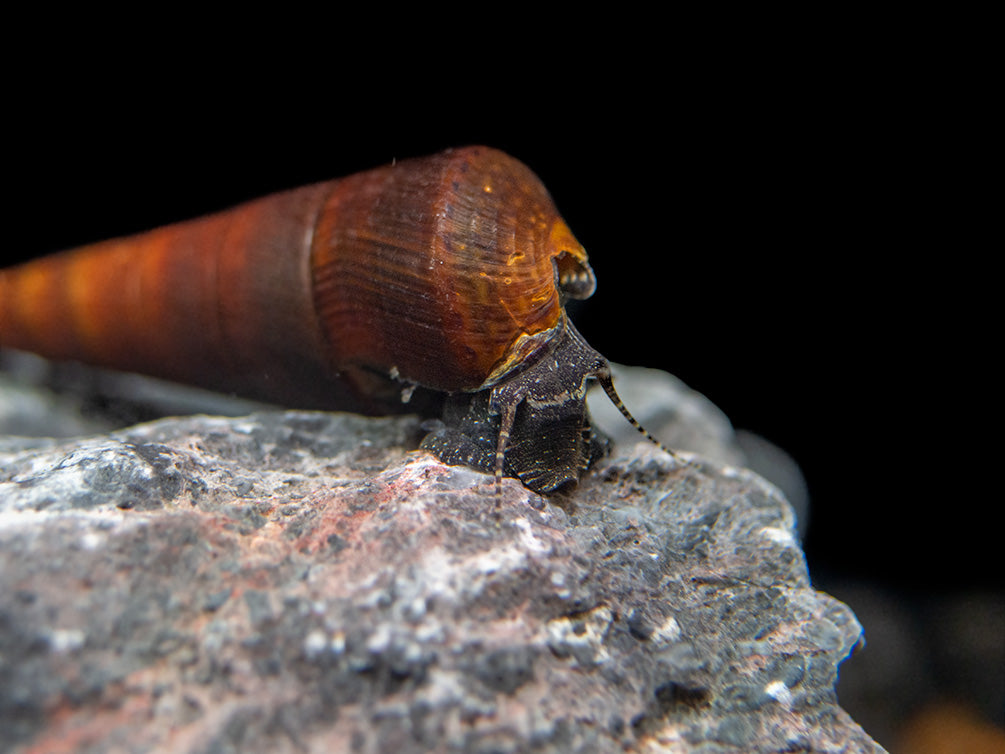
[[0, 146, 676, 492]]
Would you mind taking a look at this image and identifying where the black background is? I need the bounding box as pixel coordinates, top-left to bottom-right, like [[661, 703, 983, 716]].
[[1, 31, 990, 599]]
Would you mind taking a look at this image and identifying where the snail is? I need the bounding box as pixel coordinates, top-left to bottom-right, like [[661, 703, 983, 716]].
[[0, 146, 675, 492]]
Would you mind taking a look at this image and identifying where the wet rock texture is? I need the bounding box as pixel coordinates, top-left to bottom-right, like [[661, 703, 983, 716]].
[[0, 365, 881, 753]]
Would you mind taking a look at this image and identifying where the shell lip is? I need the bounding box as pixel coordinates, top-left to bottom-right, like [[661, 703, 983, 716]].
[[555, 253, 597, 300], [478, 319, 566, 390], [549, 218, 596, 300]]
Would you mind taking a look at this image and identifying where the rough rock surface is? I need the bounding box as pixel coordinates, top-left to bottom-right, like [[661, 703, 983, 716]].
[[0, 361, 882, 753]]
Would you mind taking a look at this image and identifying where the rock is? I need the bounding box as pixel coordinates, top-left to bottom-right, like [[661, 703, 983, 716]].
[[589, 366, 810, 535], [0, 361, 882, 753], [0, 349, 267, 441]]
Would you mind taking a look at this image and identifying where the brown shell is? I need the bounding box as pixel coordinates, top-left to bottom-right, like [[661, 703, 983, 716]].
[[0, 147, 594, 412]]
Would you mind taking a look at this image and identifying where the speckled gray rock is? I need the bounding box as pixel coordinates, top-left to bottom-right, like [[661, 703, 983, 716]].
[[0, 364, 881, 753]]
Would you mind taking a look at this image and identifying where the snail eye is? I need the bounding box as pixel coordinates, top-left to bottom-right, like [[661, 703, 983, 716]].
[[555, 251, 597, 300]]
